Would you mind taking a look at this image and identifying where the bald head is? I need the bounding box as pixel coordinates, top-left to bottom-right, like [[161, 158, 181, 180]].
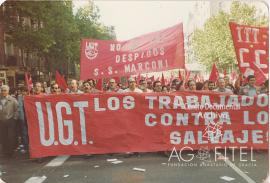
[[1, 85, 9, 97]]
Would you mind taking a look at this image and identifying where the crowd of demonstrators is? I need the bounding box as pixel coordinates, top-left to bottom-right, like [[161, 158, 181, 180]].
[[0, 73, 268, 159]]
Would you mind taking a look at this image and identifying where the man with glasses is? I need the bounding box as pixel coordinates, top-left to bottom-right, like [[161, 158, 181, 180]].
[[121, 78, 142, 93], [50, 83, 61, 94], [107, 79, 122, 92], [139, 79, 152, 93]]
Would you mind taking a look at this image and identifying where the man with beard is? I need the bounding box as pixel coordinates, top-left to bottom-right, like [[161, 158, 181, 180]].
[[83, 80, 100, 93]]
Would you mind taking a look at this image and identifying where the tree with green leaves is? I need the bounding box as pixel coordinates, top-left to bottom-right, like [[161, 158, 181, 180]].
[[2, 0, 115, 79], [191, 1, 268, 72]]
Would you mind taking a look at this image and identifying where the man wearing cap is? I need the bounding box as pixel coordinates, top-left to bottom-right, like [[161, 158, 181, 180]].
[[120, 77, 142, 93], [0, 85, 19, 157]]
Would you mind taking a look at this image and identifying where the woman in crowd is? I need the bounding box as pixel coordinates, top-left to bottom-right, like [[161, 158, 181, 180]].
[[187, 80, 196, 91]]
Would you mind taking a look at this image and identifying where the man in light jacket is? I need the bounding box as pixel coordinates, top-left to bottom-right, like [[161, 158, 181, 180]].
[[0, 85, 19, 157]]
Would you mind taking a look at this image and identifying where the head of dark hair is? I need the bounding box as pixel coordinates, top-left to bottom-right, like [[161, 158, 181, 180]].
[[247, 75, 255, 81], [153, 80, 161, 88], [187, 79, 195, 87], [196, 82, 204, 90], [139, 79, 146, 84], [172, 78, 180, 84], [83, 80, 90, 86], [19, 86, 28, 92], [203, 80, 209, 85], [87, 79, 96, 86], [264, 79, 268, 88]]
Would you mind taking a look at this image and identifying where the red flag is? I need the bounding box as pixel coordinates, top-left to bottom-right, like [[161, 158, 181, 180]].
[[80, 23, 185, 80], [231, 71, 237, 81], [194, 73, 198, 82], [122, 76, 128, 86], [197, 73, 204, 82], [161, 73, 165, 85], [134, 76, 138, 84], [185, 69, 190, 82], [96, 78, 103, 91], [229, 22, 268, 75], [149, 76, 155, 82], [169, 72, 174, 83], [209, 64, 219, 81], [247, 62, 268, 85], [55, 70, 68, 90], [223, 69, 227, 76], [137, 74, 141, 84], [178, 70, 183, 80], [165, 78, 168, 85], [24, 72, 33, 92]]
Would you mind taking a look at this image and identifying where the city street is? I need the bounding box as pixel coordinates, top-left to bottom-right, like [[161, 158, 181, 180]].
[[0, 150, 268, 183], [0, 1, 269, 183]]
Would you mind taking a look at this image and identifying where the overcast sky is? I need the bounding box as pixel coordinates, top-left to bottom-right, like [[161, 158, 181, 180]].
[[74, 0, 195, 40]]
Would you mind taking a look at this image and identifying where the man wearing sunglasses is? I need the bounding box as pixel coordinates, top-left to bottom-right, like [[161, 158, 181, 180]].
[[50, 83, 61, 94]]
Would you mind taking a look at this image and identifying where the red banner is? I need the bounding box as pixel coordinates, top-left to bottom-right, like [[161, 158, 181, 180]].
[[80, 23, 185, 80], [24, 92, 268, 158], [229, 22, 269, 76]]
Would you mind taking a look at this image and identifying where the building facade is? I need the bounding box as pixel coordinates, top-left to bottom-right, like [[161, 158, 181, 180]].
[[0, 1, 48, 89]]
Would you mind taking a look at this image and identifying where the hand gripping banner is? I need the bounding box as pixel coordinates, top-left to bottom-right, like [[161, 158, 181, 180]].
[[24, 92, 268, 158]]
